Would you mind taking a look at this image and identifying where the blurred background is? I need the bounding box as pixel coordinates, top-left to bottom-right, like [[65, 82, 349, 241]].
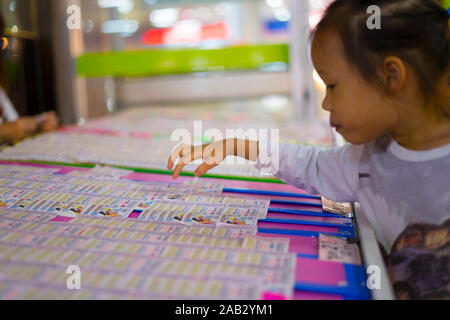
[[0, 0, 334, 128]]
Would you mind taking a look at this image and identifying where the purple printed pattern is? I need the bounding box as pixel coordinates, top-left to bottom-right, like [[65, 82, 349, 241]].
[[386, 219, 450, 300]]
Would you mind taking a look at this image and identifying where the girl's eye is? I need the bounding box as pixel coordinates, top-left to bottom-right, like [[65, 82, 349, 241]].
[[327, 84, 336, 90]]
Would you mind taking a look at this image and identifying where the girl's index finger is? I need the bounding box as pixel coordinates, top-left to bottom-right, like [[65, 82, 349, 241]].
[[167, 150, 178, 170], [172, 161, 184, 179], [172, 154, 193, 179], [167, 144, 185, 170], [167, 150, 177, 170]]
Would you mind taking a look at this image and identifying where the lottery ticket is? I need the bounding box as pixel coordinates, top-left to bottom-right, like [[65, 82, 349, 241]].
[[318, 234, 362, 265], [321, 196, 353, 217]]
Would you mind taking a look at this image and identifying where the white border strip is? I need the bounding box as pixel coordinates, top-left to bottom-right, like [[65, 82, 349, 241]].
[[354, 203, 396, 300]]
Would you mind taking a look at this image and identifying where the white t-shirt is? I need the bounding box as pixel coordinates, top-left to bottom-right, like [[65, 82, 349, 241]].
[[0, 86, 19, 125], [256, 135, 450, 253]]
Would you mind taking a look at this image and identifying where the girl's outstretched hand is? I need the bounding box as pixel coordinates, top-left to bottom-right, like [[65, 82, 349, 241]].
[[167, 139, 232, 179]]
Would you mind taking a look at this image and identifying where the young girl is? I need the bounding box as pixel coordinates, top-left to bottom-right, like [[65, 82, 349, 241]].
[[167, 0, 449, 299]]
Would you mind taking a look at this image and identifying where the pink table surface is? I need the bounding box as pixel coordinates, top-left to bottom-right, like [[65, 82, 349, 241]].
[[267, 201, 323, 208], [0, 161, 90, 174], [295, 257, 347, 286], [293, 290, 343, 300]]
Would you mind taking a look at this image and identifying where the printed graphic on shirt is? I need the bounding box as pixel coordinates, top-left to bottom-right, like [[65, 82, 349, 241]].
[[386, 219, 450, 300]]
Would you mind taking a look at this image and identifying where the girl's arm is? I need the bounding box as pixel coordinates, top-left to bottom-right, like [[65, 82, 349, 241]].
[[167, 138, 363, 202], [256, 139, 363, 202]]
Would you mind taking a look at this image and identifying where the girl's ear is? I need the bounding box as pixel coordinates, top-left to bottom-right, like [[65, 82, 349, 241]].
[[383, 56, 406, 93]]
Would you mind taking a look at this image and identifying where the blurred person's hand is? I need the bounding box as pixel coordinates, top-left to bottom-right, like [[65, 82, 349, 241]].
[[167, 138, 259, 179], [0, 111, 60, 145], [37, 111, 59, 132], [0, 117, 36, 144], [17, 117, 39, 137]]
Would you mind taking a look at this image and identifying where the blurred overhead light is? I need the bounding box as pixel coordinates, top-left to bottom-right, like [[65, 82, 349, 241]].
[[101, 19, 139, 34], [98, 0, 134, 14], [166, 19, 202, 44], [150, 8, 179, 28], [215, 3, 231, 15], [117, 0, 134, 14], [266, 0, 283, 9], [274, 8, 290, 21], [98, 0, 125, 8]]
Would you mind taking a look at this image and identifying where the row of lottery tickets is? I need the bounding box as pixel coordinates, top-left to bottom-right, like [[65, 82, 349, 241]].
[[0, 165, 269, 229], [0, 164, 363, 299], [0, 164, 293, 299], [0, 209, 296, 299]]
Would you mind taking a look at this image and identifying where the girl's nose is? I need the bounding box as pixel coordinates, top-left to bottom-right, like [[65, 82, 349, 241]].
[[321, 95, 333, 112]]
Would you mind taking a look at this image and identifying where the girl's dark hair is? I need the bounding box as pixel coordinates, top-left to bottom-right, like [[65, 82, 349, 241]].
[[313, 0, 449, 118]]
